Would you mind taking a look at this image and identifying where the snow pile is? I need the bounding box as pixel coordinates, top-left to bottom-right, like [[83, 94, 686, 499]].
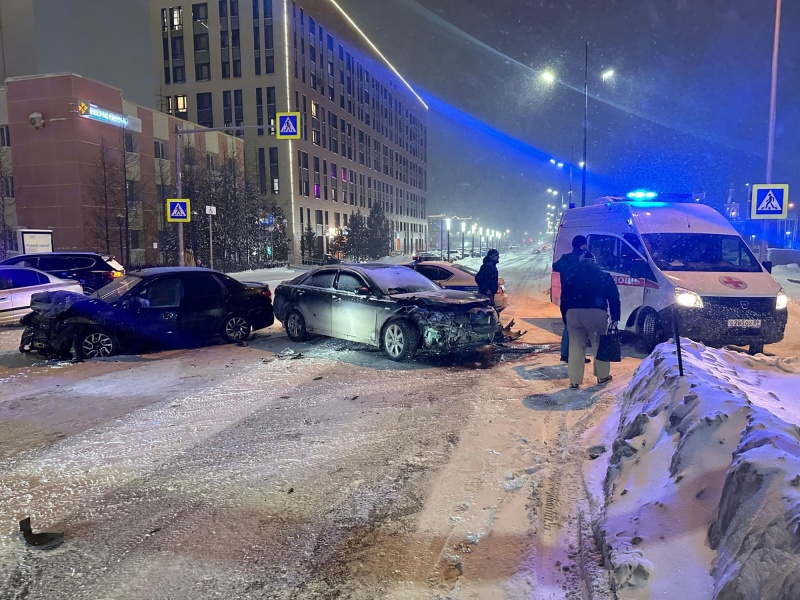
[[600, 340, 800, 599]]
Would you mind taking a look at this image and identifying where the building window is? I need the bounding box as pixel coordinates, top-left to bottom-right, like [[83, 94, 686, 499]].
[[269, 147, 279, 193], [171, 36, 184, 59], [256, 88, 264, 135], [192, 3, 208, 22], [222, 61, 230, 78], [196, 92, 213, 127], [223, 90, 232, 126], [196, 62, 211, 81], [161, 8, 169, 31], [266, 86, 276, 135], [154, 140, 167, 159], [313, 156, 320, 198], [176, 94, 188, 119], [194, 32, 209, 52], [170, 6, 183, 30], [265, 56, 274, 74], [164, 95, 174, 115], [233, 59, 241, 77], [234, 89, 244, 136], [0, 126, 10, 147], [124, 132, 137, 153], [219, 0, 227, 18], [298, 150, 309, 196]]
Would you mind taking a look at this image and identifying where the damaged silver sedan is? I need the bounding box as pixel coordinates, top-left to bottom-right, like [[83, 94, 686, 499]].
[[272, 264, 498, 361]]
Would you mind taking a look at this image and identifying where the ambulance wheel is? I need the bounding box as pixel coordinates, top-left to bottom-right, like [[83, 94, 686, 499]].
[[641, 312, 663, 352]]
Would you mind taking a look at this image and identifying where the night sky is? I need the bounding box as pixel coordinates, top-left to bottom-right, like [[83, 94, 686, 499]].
[[334, 0, 799, 238]]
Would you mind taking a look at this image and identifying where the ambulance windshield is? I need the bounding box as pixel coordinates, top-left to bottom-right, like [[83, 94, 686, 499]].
[[642, 234, 762, 272]]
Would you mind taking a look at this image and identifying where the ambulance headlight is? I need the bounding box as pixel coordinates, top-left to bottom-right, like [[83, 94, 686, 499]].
[[776, 290, 788, 311], [675, 287, 704, 308]]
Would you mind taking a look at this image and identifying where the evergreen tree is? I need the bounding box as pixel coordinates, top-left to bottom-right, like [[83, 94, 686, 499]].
[[346, 210, 368, 262], [365, 201, 393, 260], [302, 221, 317, 263]]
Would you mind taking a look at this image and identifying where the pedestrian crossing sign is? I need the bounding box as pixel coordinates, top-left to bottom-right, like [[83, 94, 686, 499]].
[[167, 198, 191, 223], [751, 184, 789, 219], [276, 112, 301, 139]]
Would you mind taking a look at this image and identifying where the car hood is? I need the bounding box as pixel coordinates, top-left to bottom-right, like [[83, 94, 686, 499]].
[[29, 290, 106, 318], [389, 289, 491, 308]]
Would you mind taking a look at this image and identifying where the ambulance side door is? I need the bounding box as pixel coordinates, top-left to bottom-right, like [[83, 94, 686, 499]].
[[587, 234, 651, 326]]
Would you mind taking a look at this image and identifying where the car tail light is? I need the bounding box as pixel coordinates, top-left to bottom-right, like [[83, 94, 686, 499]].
[[262, 289, 272, 299], [111, 271, 123, 278]]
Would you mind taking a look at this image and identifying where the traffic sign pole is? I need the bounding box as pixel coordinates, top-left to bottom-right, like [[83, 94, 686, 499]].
[[176, 125, 185, 267]]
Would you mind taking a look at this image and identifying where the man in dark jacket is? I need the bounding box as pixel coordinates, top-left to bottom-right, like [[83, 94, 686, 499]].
[[553, 235, 588, 362], [563, 251, 621, 389], [475, 249, 500, 305]]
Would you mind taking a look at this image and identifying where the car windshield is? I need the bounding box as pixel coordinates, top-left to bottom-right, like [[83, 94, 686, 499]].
[[94, 274, 143, 302], [366, 267, 441, 295], [642, 233, 763, 272]]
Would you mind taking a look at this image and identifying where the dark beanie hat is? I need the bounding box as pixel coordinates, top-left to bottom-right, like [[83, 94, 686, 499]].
[[486, 248, 499, 258], [572, 235, 588, 249]]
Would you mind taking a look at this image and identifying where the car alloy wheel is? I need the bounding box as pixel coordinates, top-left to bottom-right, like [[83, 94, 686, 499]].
[[383, 319, 418, 361], [80, 329, 117, 358], [285, 309, 308, 342], [223, 316, 251, 343]]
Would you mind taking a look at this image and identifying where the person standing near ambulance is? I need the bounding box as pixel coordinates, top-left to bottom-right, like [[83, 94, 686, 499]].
[[563, 251, 621, 389]]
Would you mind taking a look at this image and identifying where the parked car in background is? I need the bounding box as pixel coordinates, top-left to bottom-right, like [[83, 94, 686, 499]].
[[0, 266, 83, 325], [272, 264, 498, 361], [412, 251, 443, 262], [19, 267, 274, 359], [0, 252, 124, 295], [405, 260, 508, 312]]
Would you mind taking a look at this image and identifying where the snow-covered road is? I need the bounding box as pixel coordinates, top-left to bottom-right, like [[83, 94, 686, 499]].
[[0, 252, 798, 599]]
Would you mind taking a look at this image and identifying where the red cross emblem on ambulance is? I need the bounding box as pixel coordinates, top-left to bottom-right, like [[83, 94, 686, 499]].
[[719, 276, 748, 290]]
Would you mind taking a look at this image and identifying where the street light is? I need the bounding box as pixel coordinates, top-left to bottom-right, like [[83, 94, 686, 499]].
[[115, 214, 125, 265], [460, 221, 466, 257], [471, 223, 477, 256], [445, 218, 452, 259]]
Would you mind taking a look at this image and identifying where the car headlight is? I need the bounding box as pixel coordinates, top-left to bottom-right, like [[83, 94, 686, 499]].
[[675, 287, 704, 308], [776, 290, 788, 310]]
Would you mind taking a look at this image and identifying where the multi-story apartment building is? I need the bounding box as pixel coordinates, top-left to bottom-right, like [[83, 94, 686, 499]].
[[151, 0, 428, 258]]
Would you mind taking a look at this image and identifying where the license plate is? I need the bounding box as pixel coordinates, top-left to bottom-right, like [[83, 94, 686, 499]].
[[728, 319, 761, 328]]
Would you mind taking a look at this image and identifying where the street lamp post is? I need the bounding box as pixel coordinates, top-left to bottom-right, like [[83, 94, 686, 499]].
[[471, 224, 477, 256], [582, 41, 589, 207], [479, 227, 483, 255], [760, 0, 782, 261], [445, 218, 451, 260], [460, 221, 466, 257], [115, 214, 124, 265]]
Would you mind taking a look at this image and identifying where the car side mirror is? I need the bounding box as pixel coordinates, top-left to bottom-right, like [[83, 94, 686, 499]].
[[762, 260, 773, 274], [356, 287, 371, 296]]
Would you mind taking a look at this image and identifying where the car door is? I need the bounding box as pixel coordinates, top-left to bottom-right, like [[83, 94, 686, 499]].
[[299, 269, 336, 335], [124, 276, 183, 347], [179, 272, 228, 338], [1, 268, 51, 324], [330, 271, 383, 344], [414, 264, 452, 288]]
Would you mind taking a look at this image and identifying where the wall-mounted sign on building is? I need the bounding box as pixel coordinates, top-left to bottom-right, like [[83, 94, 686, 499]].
[[77, 100, 142, 133]]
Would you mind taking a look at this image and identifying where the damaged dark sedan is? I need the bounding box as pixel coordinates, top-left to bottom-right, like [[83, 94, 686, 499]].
[[272, 264, 498, 361], [20, 267, 274, 359]]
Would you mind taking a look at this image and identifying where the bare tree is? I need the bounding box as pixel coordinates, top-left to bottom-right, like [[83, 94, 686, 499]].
[[88, 137, 124, 256]]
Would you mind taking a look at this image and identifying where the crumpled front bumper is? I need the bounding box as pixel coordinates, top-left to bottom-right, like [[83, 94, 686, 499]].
[[410, 306, 498, 352], [18, 313, 75, 357]]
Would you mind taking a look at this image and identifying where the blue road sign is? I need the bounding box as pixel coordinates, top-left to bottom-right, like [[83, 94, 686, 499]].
[[276, 112, 301, 139], [166, 198, 191, 223], [751, 184, 789, 220], [267, 214, 275, 226]]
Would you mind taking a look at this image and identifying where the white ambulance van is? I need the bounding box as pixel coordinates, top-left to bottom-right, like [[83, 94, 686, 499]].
[[551, 197, 788, 354]]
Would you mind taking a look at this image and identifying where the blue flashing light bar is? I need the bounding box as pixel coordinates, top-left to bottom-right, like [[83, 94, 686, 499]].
[[626, 189, 659, 200]]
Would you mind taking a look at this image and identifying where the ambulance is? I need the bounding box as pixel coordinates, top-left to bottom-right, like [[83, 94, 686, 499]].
[[551, 195, 788, 354]]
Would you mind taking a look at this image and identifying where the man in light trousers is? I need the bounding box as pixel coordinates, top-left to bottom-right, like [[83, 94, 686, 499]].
[[564, 251, 621, 389]]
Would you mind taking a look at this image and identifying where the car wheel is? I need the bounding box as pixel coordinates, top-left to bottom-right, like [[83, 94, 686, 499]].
[[641, 311, 663, 352], [285, 309, 308, 342], [77, 327, 119, 358], [222, 315, 252, 343], [82, 286, 97, 296], [748, 342, 764, 355], [383, 319, 419, 362]]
